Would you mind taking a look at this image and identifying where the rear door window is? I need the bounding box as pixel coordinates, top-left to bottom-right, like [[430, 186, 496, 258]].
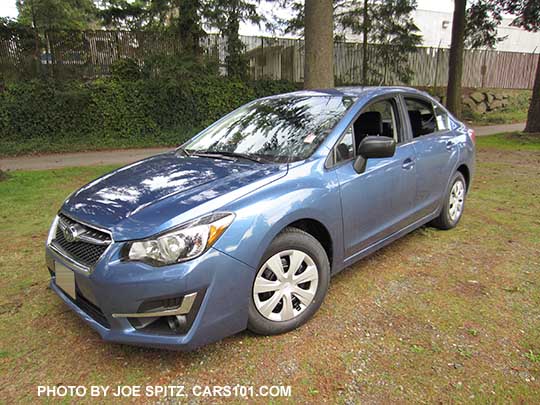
[[404, 97, 437, 138]]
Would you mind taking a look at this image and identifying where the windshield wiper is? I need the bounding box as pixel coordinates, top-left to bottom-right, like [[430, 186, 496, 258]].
[[193, 151, 269, 164], [191, 151, 237, 161], [175, 146, 191, 157]]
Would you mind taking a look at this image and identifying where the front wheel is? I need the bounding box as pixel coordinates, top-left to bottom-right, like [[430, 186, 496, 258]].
[[247, 228, 330, 335], [431, 171, 467, 230]]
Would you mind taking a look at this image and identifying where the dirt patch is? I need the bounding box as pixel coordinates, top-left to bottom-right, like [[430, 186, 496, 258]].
[[0, 301, 22, 315], [455, 280, 489, 297]]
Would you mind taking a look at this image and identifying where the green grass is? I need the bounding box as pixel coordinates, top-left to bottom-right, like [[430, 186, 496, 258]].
[[465, 109, 528, 126], [476, 132, 540, 151], [0, 166, 119, 238], [525, 351, 540, 363], [1, 133, 539, 403]]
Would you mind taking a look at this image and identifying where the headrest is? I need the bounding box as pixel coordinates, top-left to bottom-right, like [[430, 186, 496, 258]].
[[336, 143, 351, 162], [408, 110, 423, 133], [355, 111, 382, 136]]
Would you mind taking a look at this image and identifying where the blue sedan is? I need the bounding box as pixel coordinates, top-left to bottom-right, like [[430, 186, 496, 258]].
[[45, 87, 475, 349]]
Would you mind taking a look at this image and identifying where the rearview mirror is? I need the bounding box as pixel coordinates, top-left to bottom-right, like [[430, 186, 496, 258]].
[[353, 136, 396, 173]]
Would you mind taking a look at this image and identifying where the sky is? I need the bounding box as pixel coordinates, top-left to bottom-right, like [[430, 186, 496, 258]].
[[0, 0, 457, 21], [1, 0, 18, 19]]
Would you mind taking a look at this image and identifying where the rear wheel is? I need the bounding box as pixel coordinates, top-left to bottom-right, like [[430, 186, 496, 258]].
[[431, 171, 467, 230], [247, 228, 330, 335]]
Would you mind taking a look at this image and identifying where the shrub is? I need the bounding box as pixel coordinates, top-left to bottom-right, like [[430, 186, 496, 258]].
[[0, 76, 298, 155], [110, 58, 143, 81]]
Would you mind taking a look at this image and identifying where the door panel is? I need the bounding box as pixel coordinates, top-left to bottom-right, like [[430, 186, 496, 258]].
[[403, 96, 460, 221], [411, 132, 459, 219], [335, 142, 417, 259]]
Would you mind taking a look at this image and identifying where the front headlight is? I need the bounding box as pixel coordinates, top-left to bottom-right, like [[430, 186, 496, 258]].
[[126, 213, 235, 266]]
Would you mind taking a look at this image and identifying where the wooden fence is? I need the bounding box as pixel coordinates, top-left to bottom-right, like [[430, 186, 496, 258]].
[[0, 28, 537, 89]]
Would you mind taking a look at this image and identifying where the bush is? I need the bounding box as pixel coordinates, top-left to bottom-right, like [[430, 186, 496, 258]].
[[0, 76, 298, 156], [110, 58, 143, 81]]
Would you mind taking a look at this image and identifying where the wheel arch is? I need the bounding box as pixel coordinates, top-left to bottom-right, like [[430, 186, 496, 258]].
[[282, 218, 334, 270], [456, 163, 471, 191]]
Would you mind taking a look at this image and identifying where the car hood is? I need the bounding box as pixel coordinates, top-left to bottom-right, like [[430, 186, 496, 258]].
[[61, 152, 287, 240]]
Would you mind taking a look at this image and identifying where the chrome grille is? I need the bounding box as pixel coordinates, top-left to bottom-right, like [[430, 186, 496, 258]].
[[51, 214, 112, 269]]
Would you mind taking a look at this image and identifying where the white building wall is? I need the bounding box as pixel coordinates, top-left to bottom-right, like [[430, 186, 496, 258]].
[[413, 9, 540, 53]]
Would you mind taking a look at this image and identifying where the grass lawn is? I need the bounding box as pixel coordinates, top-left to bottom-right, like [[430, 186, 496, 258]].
[[465, 109, 529, 127], [1, 134, 539, 403], [476, 132, 540, 151]]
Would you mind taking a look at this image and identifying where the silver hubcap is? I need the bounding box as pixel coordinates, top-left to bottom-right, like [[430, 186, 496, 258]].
[[253, 250, 319, 322], [448, 179, 465, 221]]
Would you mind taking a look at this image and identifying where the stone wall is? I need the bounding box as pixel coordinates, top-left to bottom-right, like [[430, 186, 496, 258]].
[[462, 92, 513, 114], [430, 89, 531, 115]]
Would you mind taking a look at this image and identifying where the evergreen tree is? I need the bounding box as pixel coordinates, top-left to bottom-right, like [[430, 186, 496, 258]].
[[98, 0, 262, 76], [203, 0, 262, 78], [278, 0, 422, 85], [337, 0, 422, 85], [16, 0, 98, 30], [98, 0, 205, 56], [97, 0, 152, 29], [465, 0, 504, 49]]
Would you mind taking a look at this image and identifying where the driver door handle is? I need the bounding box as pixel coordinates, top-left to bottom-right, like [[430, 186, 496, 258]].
[[402, 158, 415, 170]]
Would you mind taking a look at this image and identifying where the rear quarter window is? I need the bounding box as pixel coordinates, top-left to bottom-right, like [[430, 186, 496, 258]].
[[434, 105, 451, 131]]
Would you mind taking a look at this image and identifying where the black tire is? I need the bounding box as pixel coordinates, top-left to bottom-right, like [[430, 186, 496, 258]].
[[247, 227, 330, 335], [430, 171, 467, 230]]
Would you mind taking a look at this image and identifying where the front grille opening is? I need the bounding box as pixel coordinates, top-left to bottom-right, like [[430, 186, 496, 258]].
[[51, 214, 111, 269], [75, 294, 110, 329], [64, 286, 110, 329]]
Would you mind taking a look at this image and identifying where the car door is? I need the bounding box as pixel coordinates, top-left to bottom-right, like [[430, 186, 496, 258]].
[[402, 95, 459, 220], [331, 96, 418, 260]]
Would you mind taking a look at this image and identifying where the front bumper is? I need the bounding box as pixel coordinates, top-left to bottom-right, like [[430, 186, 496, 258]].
[[45, 242, 255, 350]]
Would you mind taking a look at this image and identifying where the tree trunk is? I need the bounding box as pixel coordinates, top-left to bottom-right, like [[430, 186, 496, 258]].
[[361, 0, 368, 85], [304, 0, 334, 89], [178, 0, 203, 56], [224, 1, 247, 79], [446, 0, 466, 118], [524, 55, 540, 133]]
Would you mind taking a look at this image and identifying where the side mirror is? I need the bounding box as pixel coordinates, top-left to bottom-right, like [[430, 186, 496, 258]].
[[353, 136, 396, 173]]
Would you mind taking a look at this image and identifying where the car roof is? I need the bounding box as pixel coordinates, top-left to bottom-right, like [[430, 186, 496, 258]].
[[264, 86, 428, 99]]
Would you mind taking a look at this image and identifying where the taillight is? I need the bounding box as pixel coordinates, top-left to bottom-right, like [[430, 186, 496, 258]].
[[468, 128, 476, 144]]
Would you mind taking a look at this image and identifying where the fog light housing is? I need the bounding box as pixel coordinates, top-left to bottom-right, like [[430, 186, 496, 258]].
[[167, 315, 188, 333], [112, 291, 204, 335]]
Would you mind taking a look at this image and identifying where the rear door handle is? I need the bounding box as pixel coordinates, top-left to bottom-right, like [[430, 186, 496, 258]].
[[402, 158, 415, 170], [446, 140, 456, 150]]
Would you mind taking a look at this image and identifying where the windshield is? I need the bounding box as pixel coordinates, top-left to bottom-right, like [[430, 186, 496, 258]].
[[184, 95, 356, 163]]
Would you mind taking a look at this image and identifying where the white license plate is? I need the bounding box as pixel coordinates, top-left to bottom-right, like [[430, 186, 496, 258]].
[[55, 261, 76, 299]]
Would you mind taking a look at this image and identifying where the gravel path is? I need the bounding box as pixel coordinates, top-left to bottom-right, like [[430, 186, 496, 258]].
[[0, 122, 526, 171]]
